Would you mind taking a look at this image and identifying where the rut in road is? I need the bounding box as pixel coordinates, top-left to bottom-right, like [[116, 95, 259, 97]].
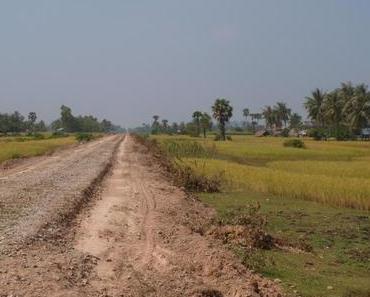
[[74, 135, 282, 297]]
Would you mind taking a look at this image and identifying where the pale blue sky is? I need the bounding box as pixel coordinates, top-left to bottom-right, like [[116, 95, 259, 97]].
[[1, 0, 370, 127]]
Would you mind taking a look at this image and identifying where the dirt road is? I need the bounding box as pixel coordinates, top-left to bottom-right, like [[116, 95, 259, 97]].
[[0, 135, 282, 297]]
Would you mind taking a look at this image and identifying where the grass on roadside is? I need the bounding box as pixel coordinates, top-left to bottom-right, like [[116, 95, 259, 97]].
[[200, 191, 370, 297], [0, 137, 76, 163], [153, 134, 370, 297]]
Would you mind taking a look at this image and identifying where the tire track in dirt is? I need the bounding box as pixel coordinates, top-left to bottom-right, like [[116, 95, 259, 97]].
[[73, 135, 283, 296]]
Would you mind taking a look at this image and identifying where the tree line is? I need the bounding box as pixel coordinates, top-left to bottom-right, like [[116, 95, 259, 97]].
[[0, 105, 122, 135], [142, 81, 369, 141], [304, 82, 370, 138]]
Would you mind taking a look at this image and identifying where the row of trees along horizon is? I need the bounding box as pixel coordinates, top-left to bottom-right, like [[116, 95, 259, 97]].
[[140, 81, 370, 141], [0, 105, 122, 135]]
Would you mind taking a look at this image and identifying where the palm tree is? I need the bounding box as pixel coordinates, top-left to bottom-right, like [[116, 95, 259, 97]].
[[152, 115, 160, 134], [161, 119, 169, 133], [212, 98, 233, 140], [289, 113, 302, 129], [243, 108, 250, 121], [249, 113, 262, 132], [200, 112, 212, 138], [343, 84, 370, 133], [323, 90, 343, 134], [192, 111, 202, 137], [28, 112, 37, 133], [275, 102, 291, 128], [304, 89, 326, 127], [262, 106, 274, 129]]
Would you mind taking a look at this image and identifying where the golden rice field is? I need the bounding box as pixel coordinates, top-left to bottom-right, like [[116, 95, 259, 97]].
[[0, 136, 76, 163], [156, 135, 370, 210]]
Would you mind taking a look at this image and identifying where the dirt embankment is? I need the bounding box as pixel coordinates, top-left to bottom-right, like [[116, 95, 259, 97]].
[[0, 135, 282, 297]]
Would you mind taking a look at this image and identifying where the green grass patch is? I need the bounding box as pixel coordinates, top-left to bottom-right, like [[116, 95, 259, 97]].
[[200, 191, 370, 297]]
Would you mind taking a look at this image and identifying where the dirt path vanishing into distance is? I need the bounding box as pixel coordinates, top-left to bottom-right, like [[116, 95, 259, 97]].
[[0, 135, 282, 297]]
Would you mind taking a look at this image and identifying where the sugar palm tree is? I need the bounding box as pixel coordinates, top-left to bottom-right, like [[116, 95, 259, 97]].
[[161, 119, 168, 132], [212, 98, 233, 140], [192, 111, 202, 137], [242, 108, 250, 121], [152, 115, 160, 134], [304, 89, 326, 127]]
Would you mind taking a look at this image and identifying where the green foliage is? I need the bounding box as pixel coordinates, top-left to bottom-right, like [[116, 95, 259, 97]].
[[308, 128, 328, 140], [283, 138, 305, 148], [212, 98, 233, 141], [75, 133, 95, 142], [304, 82, 370, 135], [201, 191, 370, 297], [281, 128, 290, 137]]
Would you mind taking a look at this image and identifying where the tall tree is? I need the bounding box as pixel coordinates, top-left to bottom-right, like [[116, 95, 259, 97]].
[[200, 112, 212, 138], [192, 111, 202, 137], [60, 105, 77, 132], [262, 106, 274, 129], [275, 102, 291, 128], [28, 112, 37, 132], [343, 83, 370, 133], [212, 98, 233, 140], [151, 115, 160, 134], [323, 90, 344, 134], [242, 108, 250, 122], [161, 119, 169, 133], [304, 89, 326, 127], [289, 113, 302, 129]]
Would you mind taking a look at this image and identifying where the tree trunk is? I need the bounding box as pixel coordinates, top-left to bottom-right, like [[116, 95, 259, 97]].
[[203, 128, 206, 138], [220, 122, 226, 141]]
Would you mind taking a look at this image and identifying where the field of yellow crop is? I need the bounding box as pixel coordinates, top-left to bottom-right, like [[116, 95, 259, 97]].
[[155, 135, 370, 210], [154, 134, 370, 296], [0, 137, 76, 163]]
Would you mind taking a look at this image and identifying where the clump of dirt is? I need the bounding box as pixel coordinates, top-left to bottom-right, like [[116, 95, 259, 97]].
[[209, 203, 275, 251]]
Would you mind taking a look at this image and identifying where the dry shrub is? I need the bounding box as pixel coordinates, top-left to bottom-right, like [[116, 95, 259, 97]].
[[209, 203, 274, 251]]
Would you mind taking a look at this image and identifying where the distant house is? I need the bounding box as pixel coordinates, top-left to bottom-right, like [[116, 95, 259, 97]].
[[298, 130, 308, 137]]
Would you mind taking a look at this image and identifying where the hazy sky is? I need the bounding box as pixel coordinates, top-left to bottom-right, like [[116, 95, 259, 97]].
[[1, 0, 370, 127]]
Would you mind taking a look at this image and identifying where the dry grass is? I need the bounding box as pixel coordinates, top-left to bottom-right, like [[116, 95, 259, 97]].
[[0, 137, 76, 163], [154, 135, 370, 210]]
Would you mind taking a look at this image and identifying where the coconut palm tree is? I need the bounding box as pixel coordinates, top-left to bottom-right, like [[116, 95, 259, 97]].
[[323, 90, 344, 134], [275, 102, 291, 128], [262, 106, 274, 129], [304, 89, 326, 127], [212, 98, 233, 140], [192, 111, 202, 137], [289, 113, 302, 129], [343, 84, 370, 133]]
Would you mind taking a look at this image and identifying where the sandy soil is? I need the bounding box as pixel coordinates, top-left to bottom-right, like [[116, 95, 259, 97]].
[[0, 135, 282, 297]]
